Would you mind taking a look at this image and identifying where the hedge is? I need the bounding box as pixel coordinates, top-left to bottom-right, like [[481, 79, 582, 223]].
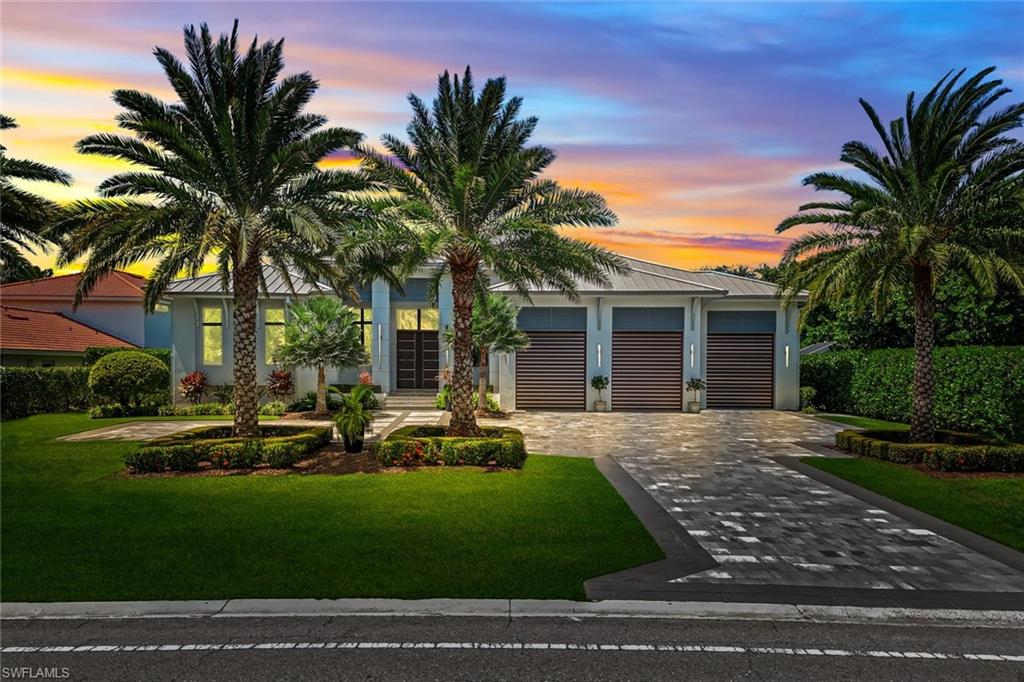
[[0, 367, 92, 419], [125, 424, 332, 473], [85, 346, 171, 367], [803, 346, 1024, 440], [834, 428, 1024, 473], [376, 425, 527, 468]]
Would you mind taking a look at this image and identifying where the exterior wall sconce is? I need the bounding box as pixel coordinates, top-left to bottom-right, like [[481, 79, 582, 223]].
[[377, 323, 383, 368], [689, 343, 695, 368], [597, 343, 603, 368], [785, 345, 791, 368]]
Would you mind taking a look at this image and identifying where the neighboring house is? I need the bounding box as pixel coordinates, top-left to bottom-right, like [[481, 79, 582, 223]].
[[164, 255, 805, 411], [0, 271, 171, 349], [0, 305, 136, 367]]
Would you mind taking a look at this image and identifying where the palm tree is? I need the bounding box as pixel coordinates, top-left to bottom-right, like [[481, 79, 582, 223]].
[[52, 22, 371, 437], [273, 296, 367, 414], [445, 292, 530, 412], [1, 115, 71, 281], [777, 67, 1024, 442], [356, 67, 622, 436]]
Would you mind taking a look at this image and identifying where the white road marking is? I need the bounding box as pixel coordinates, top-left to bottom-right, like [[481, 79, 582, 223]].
[[2, 641, 1022, 661]]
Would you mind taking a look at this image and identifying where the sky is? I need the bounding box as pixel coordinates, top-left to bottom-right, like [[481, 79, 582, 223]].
[[3, 1, 1023, 275]]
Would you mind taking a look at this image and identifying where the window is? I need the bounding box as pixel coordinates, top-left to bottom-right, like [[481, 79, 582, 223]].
[[264, 307, 285, 364], [153, 303, 170, 314], [396, 308, 439, 331], [352, 307, 373, 356], [202, 306, 223, 365]]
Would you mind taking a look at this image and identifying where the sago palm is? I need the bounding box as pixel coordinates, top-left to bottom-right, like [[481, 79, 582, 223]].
[[52, 21, 371, 436], [1, 115, 71, 281], [356, 67, 621, 435], [777, 67, 1024, 442]]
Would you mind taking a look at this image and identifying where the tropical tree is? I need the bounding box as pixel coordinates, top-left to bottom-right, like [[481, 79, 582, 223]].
[[273, 296, 368, 414], [777, 67, 1024, 442], [356, 67, 622, 435], [51, 22, 372, 437], [1, 115, 71, 281], [445, 292, 530, 412]]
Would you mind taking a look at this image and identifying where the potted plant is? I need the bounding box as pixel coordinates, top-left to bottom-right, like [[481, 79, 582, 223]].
[[685, 377, 705, 413], [591, 375, 609, 412], [335, 385, 375, 453]]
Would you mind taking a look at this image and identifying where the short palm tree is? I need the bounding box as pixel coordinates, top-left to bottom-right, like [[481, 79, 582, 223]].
[[1, 115, 71, 281], [356, 67, 622, 435], [777, 67, 1024, 442], [52, 22, 371, 436], [273, 296, 368, 414]]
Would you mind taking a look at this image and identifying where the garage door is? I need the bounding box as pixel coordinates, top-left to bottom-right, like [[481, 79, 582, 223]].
[[706, 334, 774, 408], [612, 332, 683, 410], [515, 331, 586, 409]]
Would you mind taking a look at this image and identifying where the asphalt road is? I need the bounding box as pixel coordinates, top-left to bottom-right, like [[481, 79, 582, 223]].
[[2, 614, 1022, 681]]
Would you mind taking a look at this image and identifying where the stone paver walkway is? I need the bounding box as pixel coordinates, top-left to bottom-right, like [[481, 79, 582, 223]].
[[500, 410, 1024, 593]]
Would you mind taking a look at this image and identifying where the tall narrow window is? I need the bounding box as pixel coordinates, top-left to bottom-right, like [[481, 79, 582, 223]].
[[202, 306, 223, 366], [264, 308, 285, 364], [352, 307, 373, 357]]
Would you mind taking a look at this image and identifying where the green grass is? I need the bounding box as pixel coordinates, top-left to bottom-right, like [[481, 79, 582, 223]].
[[804, 457, 1024, 552], [816, 414, 908, 430], [0, 414, 661, 602]]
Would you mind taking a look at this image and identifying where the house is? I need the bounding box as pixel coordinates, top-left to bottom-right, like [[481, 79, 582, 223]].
[[163, 255, 804, 411], [0, 271, 171, 351], [0, 305, 136, 366]]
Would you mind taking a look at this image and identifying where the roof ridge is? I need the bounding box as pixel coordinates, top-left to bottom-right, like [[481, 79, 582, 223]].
[[0, 272, 81, 289], [620, 253, 781, 290], [110, 270, 147, 293], [626, 266, 727, 292], [0, 304, 64, 315]]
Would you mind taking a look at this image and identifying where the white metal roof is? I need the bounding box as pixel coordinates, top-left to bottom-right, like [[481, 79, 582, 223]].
[[164, 266, 329, 297]]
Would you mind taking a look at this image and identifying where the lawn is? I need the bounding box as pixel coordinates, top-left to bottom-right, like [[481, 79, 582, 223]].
[[0, 414, 661, 602], [804, 457, 1024, 552], [816, 414, 908, 430]]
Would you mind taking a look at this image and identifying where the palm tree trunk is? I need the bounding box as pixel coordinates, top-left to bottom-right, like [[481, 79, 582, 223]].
[[232, 258, 261, 438], [910, 266, 936, 443], [477, 345, 489, 413], [448, 260, 481, 436], [316, 365, 327, 414]]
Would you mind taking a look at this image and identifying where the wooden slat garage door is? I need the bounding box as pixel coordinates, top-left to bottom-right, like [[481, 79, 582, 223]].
[[612, 332, 683, 410], [515, 331, 586, 409], [706, 334, 774, 408]]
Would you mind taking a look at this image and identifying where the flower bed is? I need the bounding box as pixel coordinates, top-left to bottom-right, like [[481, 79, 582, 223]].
[[125, 424, 333, 473], [376, 425, 527, 468], [835, 429, 1024, 473]]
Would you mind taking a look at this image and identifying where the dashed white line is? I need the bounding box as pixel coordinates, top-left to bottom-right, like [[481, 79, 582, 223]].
[[2, 641, 1022, 661]]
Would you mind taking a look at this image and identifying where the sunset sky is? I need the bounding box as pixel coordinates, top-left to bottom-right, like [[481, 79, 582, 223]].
[[4, 1, 1023, 275]]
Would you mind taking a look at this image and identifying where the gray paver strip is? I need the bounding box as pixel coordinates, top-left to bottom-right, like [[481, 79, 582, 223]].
[[58, 419, 334, 442], [501, 410, 1024, 594]]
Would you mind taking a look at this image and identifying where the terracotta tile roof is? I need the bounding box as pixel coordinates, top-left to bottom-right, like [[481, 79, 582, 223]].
[[0, 271, 146, 300], [0, 305, 137, 353]]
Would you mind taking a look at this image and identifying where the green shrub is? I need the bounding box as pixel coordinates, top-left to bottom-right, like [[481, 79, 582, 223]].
[[803, 346, 1024, 440], [157, 402, 232, 416], [376, 425, 527, 468], [88, 351, 169, 410], [85, 346, 171, 367], [833, 428, 1023, 471], [89, 403, 161, 418], [259, 400, 287, 416], [0, 367, 92, 419]]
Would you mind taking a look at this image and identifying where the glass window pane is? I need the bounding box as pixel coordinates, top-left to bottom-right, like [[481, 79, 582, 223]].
[[202, 306, 222, 324], [265, 325, 285, 365], [419, 308, 440, 331], [396, 309, 419, 330], [264, 307, 285, 324], [362, 324, 373, 357], [203, 325, 223, 365], [362, 308, 372, 322]]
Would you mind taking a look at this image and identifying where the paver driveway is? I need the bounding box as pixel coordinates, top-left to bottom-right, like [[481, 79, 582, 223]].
[[501, 410, 1024, 593]]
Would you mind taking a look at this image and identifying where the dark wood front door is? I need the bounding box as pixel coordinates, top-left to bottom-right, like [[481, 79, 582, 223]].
[[396, 331, 439, 389]]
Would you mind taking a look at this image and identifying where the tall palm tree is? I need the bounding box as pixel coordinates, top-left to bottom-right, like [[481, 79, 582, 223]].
[[1, 115, 71, 280], [356, 67, 622, 436], [777, 67, 1024, 442], [53, 21, 371, 437]]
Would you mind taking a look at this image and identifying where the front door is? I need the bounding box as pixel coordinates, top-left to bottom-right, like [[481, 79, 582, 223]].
[[396, 331, 439, 389]]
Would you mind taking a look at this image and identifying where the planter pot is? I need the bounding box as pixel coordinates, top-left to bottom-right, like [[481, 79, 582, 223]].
[[687, 401, 702, 414], [342, 433, 365, 453], [593, 400, 608, 412]]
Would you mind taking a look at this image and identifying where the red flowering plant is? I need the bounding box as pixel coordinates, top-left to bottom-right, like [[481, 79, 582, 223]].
[[178, 371, 208, 405], [266, 369, 294, 400], [358, 371, 373, 386]]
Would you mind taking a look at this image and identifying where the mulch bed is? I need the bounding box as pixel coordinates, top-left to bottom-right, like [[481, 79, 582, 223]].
[[279, 411, 336, 421]]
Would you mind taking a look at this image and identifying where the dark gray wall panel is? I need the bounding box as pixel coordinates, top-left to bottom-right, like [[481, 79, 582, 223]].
[[707, 310, 775, 333], [612, 307, 685, 331], [517, 307, 587, 331]]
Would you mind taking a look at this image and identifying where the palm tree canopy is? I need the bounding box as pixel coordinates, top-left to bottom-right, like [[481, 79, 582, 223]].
[[445, 292, 530, 353], [777, 67, 1024, 313], [354, 66, 624, 297], [1, 114, 72, 279], [273, 296, 368, 371], [51, 21, 373, 310]]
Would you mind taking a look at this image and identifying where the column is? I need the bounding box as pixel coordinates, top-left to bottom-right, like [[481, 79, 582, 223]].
[[371, 279, 392, 393]]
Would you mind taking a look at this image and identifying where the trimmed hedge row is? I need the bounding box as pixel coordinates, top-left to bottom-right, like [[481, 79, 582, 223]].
[[835, 429, 1024, 473], [0, 367, 92, 419], [84, 346, 171, 367], [803, 346, 1024, 440], [125, 424, 332, 473], [377, 425, 527, 468]]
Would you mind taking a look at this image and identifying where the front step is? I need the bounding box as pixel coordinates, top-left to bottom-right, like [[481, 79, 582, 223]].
[[383, 393, 439, 410]]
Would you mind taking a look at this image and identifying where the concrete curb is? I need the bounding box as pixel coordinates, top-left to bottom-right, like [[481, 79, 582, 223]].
[[3, 598, 1023, 627]]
